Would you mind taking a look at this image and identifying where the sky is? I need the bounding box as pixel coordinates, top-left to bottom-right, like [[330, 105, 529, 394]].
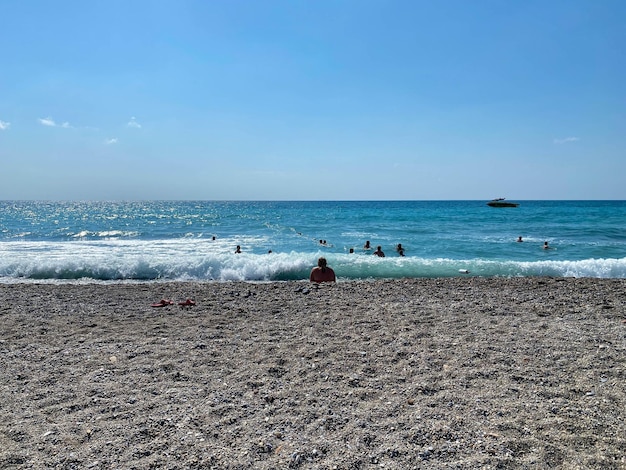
[[1, 0, 625, 200]]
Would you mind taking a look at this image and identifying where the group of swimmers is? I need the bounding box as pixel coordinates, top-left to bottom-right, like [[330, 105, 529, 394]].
[[362, 240, 405, 257], [234, 238, 408, 257], [517, 236, 553, 249], [237, 237, 552, 256]]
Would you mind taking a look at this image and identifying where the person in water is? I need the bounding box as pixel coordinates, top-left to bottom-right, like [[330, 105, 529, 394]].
[[363, 240, 371, 250], [234, 245, 242, 254], [543, 241, 552, 249], [396, 243, 405, 256], [373, 246, 385, 257], [517, 236, 523, 242], [310, 257, 336, 283]]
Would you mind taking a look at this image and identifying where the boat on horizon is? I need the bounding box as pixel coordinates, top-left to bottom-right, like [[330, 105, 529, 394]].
[[487, 198, 519, 208]]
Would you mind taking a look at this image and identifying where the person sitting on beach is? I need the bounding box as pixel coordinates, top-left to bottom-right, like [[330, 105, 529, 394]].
[[363, 240, 371, 250], [235, 245, 242, 254], [310, 257, 336, 283], [373, 246, 385, 257], [396, 243, 405, 256]]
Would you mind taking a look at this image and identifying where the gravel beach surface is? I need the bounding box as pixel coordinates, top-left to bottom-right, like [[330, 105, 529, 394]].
[[1, 278, 625, 469]]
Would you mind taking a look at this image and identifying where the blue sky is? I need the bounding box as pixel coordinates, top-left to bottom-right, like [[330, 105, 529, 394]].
[[1, 0, 624, 200]]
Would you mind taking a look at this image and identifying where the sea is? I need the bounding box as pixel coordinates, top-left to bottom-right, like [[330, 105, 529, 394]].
[[1, 200, 625, 283]]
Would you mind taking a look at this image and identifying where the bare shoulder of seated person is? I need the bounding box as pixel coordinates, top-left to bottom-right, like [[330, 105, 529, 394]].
[[310, 257, 336, 282]]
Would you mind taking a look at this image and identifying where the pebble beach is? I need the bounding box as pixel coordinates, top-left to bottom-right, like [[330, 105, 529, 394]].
[[1, 278, 625, 469]]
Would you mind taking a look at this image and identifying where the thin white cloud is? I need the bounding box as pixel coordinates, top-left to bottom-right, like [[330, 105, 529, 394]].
[[127, 116, 141, 128], [553, 137, 580, 144], [39, 117, 56, 127], [105, 138, 119, 145], [0, 120, 10, 130], [38, 117, 73, 128]]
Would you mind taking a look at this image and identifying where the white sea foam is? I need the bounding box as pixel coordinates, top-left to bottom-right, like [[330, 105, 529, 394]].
[[1, 239, 626, 282]]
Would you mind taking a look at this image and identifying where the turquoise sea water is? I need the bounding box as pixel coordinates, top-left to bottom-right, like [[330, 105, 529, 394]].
[[1, 200, 625, 282]]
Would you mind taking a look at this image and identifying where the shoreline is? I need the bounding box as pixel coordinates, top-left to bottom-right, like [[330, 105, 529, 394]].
[[1, 274, 626, 285], [1, 278, 625, 468]]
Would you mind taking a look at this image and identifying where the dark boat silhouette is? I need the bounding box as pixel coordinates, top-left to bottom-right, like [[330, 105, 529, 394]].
[[487, 198, 519, 208]]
